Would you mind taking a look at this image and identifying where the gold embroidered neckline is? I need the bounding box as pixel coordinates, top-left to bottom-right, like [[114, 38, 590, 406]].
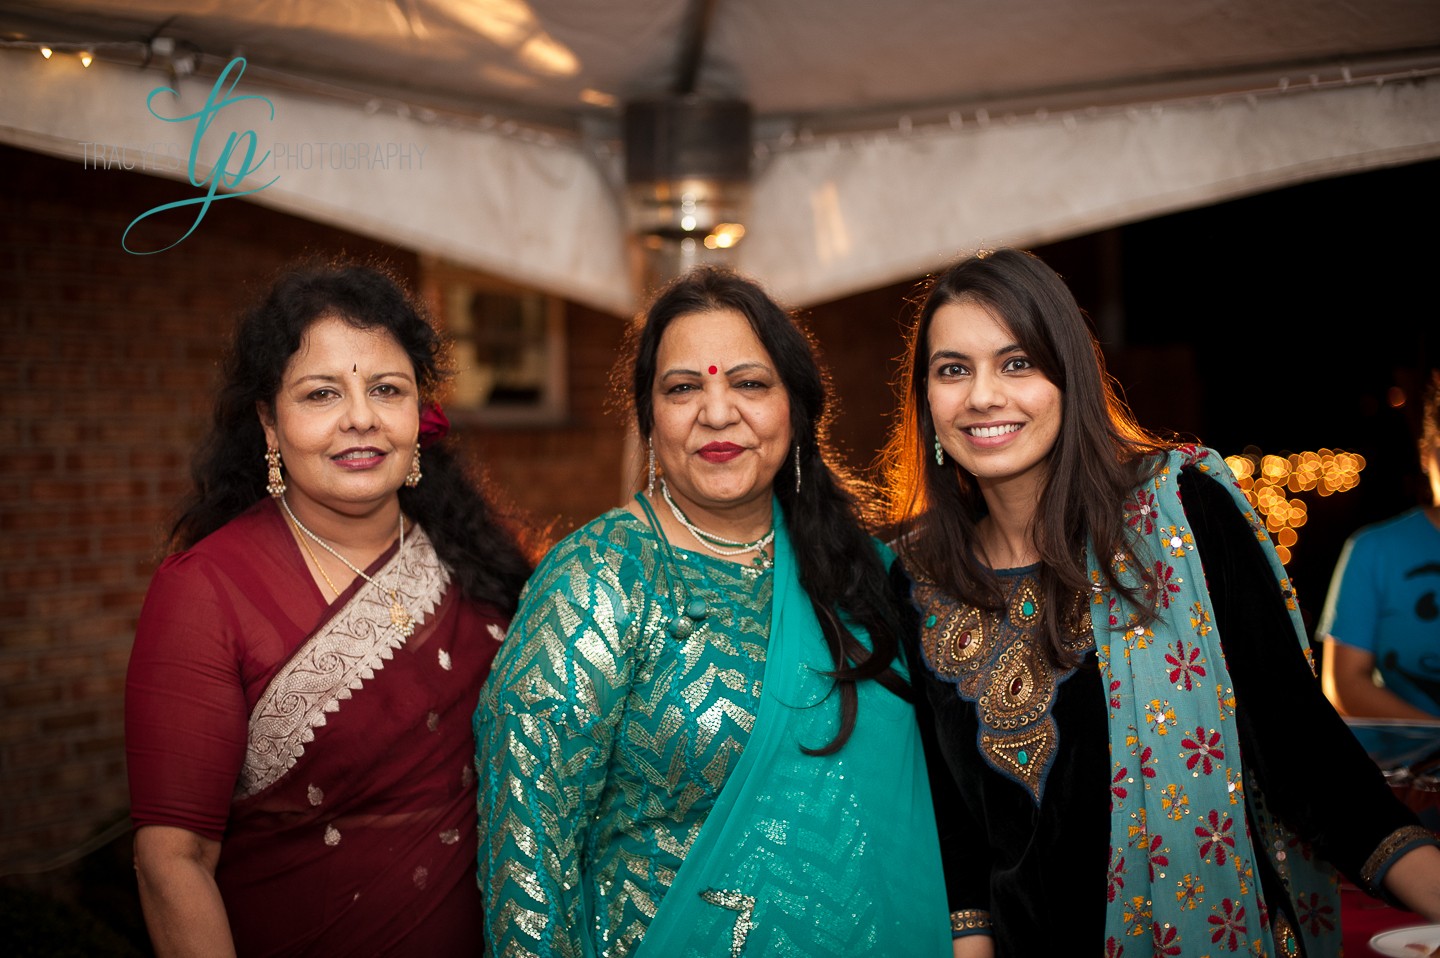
[[915, 573, 1093, 803]]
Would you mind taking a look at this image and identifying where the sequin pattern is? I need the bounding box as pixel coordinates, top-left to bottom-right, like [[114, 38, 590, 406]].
[[474, 510, 771, 958]]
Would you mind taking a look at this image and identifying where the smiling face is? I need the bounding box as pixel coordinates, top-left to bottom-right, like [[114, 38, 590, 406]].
[[259, 315, 420, 522], [926, 298, 1062, 501], [650, 308, 792, 521]]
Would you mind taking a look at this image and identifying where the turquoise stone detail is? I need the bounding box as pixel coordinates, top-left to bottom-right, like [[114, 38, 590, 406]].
[[1021, 599, 1036, 616], [1017, 749, 1029, 765], [924, 614, 937, 628]]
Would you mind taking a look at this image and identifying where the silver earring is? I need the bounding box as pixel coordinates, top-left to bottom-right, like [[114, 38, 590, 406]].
[[934, 436, 945, 466], [794, 444, 802, 494], [647, 439, 656, 497]]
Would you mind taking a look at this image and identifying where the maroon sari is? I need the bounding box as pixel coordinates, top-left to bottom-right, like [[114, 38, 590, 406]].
[[126, 500, 505, 957]]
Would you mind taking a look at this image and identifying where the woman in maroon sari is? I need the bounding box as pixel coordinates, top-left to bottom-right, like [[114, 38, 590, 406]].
[[125, 262, 531, 957]]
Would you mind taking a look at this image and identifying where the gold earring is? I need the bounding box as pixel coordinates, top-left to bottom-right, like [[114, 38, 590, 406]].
[[265, 447, 285, 498], [405, 446, 422, 488]]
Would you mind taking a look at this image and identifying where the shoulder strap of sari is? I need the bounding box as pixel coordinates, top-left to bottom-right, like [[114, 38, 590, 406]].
[[635, 500, 949, 957], [1094, 445, 1337, 957], [236, 524, 451, 799]]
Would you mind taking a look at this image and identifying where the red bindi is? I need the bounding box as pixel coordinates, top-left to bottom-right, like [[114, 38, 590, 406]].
[[707, 365, 718, 375]]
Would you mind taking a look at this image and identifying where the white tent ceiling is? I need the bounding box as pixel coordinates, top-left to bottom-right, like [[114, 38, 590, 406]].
[[3, 0, 1439, 311]]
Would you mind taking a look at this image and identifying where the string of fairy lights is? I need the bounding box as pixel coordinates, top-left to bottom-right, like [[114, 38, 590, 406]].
[[6, 35, 1440, 164]]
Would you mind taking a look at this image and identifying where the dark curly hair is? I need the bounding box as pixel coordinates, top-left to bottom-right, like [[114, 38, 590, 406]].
[[625, 265, 909, 755], [882, 248, 1169, 664], [170, 258, 532, 613]]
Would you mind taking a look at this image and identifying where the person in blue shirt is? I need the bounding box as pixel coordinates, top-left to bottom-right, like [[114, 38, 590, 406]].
[[1321, 371, 1440, 720]]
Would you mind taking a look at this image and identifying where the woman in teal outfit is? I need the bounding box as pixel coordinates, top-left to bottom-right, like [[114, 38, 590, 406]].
[[474, 267, 951, 957]]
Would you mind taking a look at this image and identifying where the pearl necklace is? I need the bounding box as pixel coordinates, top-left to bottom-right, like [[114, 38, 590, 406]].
[[660, 480, 774, 568], [279, 496, 414, 637]]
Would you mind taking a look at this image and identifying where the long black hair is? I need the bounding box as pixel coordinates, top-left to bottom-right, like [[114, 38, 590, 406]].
[[883, 248, 1169, 663], [627, 265, 909, 753], [171, 258, 532, 613]]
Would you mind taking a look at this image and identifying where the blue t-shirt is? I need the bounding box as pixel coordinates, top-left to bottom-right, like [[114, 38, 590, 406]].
[[1319, 508, 1440, 715]]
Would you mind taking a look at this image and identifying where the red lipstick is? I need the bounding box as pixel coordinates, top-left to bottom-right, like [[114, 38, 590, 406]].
[[698, 442, 744, 463]]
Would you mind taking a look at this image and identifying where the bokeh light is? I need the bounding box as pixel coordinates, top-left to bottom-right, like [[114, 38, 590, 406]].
[[1224, 448, 1365, 565]]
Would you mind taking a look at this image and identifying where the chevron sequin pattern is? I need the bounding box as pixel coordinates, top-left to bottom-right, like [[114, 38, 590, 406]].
[[474, 509, 772, 958]]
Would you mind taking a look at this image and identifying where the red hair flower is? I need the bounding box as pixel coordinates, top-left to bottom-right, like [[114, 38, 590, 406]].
[[419, 403, 450, 448]]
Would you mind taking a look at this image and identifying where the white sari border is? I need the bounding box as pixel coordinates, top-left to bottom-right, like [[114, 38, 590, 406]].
[[235, 524, 451, 799]]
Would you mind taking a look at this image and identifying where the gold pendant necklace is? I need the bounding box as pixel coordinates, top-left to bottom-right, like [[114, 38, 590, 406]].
[[280, 496, 414, 638]]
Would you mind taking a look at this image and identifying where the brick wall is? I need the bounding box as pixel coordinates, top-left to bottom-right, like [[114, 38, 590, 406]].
[[0, 144, 426, 873], [460, 300, 631, 540], [0, 144, 629, 878], [0, 142, 910, 884]]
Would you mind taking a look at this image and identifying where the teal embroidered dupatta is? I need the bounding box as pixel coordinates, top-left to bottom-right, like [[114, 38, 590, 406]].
[[635, 500, 951, 957], [1094, 446, 1340, 957]]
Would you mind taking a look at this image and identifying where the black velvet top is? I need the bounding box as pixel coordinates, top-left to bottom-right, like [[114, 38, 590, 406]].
[[909, 466, 1434, 957]]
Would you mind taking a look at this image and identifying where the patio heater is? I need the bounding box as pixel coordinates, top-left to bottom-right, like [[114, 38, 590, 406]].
[[623, 97, 752, 290]]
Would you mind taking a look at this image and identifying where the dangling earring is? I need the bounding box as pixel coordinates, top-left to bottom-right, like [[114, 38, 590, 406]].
[[405, 446, 422, 488], [934, 436, 945, 466], [647, 439, 656, 497], [265, 447, 285, 497], [793, 444, 802, 493]]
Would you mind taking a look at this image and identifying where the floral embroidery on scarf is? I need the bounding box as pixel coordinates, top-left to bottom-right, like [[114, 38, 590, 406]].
[[1158, 783, 1189, 821], [1176, 875, 1203, 911], [1161, 524, 1194, 557], [1107, 848, 1127, 902], [1182, 726, 1224, 775], [1295, 890, 1336, 936], [1122, 895, 1151, 937], [1195, 809, 1236, 865], [1124, 489, 1157, 534], [1148, 560, 1183, 608], [1096, 447, 1338, 958], [1153, 921, 1183, 956], [1144, 832, 1170, 879], [1207, 898, 1247, 951], [1165, 638, 1207, 690]]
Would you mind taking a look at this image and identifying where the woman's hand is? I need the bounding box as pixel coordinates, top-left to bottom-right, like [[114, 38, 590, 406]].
[[133, 825, 236, 958], [1384, 844, 1440, 921], [953, 935, 995, 958]]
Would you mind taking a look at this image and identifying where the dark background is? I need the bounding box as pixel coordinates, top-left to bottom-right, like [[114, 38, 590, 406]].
[[1035, 156, 1438, 622]]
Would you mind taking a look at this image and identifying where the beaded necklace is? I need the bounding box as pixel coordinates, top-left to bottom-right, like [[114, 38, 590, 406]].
[[279, 495, 415, 637], [660, 479, 774, 569]]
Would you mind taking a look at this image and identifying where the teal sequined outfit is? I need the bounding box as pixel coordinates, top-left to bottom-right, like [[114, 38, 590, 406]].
[[474, 508, 772, 958]]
